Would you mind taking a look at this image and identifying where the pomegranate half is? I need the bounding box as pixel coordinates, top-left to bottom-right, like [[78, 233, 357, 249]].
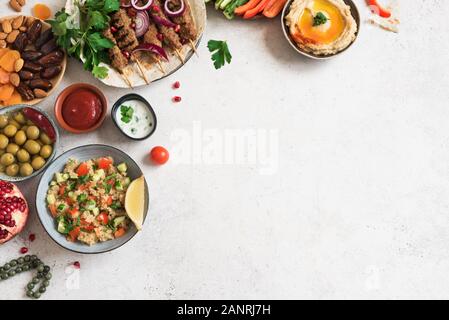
[[0, 180, 29, 244]]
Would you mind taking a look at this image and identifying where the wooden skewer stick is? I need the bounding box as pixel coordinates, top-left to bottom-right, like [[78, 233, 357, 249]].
[[174, 49, 184, 64], [156, 58, 166, 74], [189, 40, 198, 57], [132, 54, 150, 85], [121, 69, 133, 88]]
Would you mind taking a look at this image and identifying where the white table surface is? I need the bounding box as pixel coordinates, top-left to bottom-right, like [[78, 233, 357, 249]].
[[2, 0, 448, 299]]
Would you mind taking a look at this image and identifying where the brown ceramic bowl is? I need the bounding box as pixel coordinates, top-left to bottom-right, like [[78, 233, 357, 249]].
[[54, 83, 107, 134]]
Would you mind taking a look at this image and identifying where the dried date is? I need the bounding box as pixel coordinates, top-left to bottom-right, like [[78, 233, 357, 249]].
[[41, 65, 62, 79], [29, 78, 52, 91], [21, 50, 42, 61], [26, 20, 42, 42]]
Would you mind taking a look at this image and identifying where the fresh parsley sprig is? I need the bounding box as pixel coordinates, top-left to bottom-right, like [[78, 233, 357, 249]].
[[207, 40, 232, 70], [48, 0, 120, 79]]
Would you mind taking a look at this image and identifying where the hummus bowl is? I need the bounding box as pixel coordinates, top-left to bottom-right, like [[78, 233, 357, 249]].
[[281, 0, 360, 59]]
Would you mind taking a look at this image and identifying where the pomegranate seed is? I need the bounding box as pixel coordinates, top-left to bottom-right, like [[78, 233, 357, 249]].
[[174, 24, 181, 33], [29, 234, 36, 242], [152, 5, 159, 12], [131, 23, 136, 29], [156, 33, 164, 41], [122, 50, 130, 59], [110, 26, 118, 33], [20, 247, 28, 254], [73, 261, 81, 269], [173, 96, 182, 103], [173, 81, 180, 89]]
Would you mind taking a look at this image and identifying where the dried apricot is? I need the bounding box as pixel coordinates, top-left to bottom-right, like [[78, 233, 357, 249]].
[[0, 84, 15, 101], [0, 50, 20, 72], [0, 68, 9, 84], [2, 90, 22, 106]]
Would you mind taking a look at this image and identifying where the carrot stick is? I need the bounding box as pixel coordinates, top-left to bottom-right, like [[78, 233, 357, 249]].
[[262, 0, 288, 18], [243, 0, 271, 19], [235, 0, 263, 15]]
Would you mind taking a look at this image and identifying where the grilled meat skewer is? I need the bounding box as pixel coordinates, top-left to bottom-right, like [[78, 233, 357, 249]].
[[169, 0, 197, 42], [110, 9, 149, 84], [151, 0, 183, 53]]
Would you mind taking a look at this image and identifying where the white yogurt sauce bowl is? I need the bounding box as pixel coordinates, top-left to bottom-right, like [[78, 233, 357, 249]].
[[112, 94, 157, 140]]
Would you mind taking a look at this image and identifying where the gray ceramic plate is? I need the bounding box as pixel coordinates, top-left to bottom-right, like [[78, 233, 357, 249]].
[[281, 0, 360, 60], [0, 105, 59, 182], [35, 144, 149, 254]]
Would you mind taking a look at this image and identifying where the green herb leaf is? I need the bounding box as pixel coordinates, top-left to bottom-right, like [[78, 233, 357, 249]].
[[120, 105, 134, 123], [207, 40, 232, 70], [88, 11, 108, 30], [313, 12, 328, 26], [110, 201, 121, 209], [77, 194, 87, 203], [104, 0, 120, 13], [92, 65, 109, 79]]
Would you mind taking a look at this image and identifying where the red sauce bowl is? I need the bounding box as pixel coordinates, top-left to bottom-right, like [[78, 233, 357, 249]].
[[54, 83, 108, 134]]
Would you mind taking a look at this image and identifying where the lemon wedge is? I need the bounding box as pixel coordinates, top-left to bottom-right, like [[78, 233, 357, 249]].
[[125, 175, 145, 230]]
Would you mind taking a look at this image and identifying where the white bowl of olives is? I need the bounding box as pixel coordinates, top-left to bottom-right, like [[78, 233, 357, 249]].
[[0, 105, 58, 182]]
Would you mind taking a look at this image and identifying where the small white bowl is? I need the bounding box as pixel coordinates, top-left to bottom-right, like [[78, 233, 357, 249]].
[[281, 0, 361, 60]]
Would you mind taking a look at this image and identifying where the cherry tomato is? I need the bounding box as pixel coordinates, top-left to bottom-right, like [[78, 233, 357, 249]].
[[150, 146, 169, 165]]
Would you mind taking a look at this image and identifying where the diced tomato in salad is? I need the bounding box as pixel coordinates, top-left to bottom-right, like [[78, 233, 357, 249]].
[[97, 157, 113, 169], [68, 227, 81, 242], [96, 212, 109, 225], [76, 162, 89, 176]]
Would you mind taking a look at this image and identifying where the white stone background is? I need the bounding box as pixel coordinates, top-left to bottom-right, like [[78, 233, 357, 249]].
[[2, 0, 449, 299]]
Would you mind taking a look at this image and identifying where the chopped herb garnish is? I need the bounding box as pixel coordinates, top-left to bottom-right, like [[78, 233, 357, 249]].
[[78, 175, 90, 184], [120, 105, 134, 123], [57, 204, 66, 212], [77, 194, 87, 203], [110, 201, 121, 209], [130, 128, 136, 134], [313, 12, 328, 26]]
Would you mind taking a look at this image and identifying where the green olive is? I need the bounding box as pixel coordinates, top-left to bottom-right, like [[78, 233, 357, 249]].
[[0, 115, 8, 129], [16, 149, 30, 163], [6, 143, 19, 156], [40, 145, 52, 159], [31, 156, 45, 170], [24, 140, 41, 155], [19, 163, 34, 177], [14, 130, 26, 146], [3, 125, 17, 138], [5, 164, 19, 177], [39, 133, 51, 145], [0, 134, 8, 149], [13, 112, 26, 125], [26, 126, 40, 140], [8, 119, 21, 129], [0, 153, 15, 166]]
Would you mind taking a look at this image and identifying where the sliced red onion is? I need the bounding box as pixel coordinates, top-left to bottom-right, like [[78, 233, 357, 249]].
[[120, 0, 132, 8], [135, 11, 150, 37], [164, 0, 185, 18], [131, 0, 154, 10], [133, 43, 169, 60], [150, 14, 177, 28]]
